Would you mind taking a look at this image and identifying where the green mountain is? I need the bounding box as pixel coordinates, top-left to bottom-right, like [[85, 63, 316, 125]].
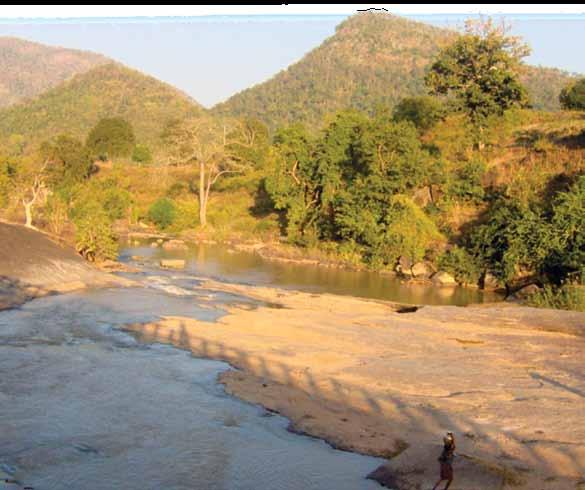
[[213, 12, 579, 129], [0, 62, 204, 154], [0, 36, 109, 108]]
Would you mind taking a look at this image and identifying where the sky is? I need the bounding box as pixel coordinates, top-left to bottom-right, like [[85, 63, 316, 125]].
[[0, 6, 584, 107]]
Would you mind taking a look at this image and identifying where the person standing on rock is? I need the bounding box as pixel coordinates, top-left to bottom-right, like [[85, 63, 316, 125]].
[[432, 431, 456, 490]]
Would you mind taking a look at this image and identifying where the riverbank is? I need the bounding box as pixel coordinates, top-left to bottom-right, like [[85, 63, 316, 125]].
[[126, 280, 585, 489], [0, 222, 133, 310]]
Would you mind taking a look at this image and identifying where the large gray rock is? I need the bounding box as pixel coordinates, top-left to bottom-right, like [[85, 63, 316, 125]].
[[160, 259, 186, 270], [411, 261, 434, 279], [432, 271, 457, 286]]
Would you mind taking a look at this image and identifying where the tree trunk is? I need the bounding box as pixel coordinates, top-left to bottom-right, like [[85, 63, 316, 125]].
[[24, 201, 34, 228], [199, 161, 207, 227]]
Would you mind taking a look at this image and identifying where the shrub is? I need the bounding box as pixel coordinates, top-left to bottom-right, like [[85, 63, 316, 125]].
[[437, 246, 481, 285], [393, 96, 446, 132], [148, 197, 176, 230], [72, 201, 118, 262], [526, 284, 585, 312], [448, 159, 486, 202], [559, 78, 585, 110], [132, 144, 153, 164]]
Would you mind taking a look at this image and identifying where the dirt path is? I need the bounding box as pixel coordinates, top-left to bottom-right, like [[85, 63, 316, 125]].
[[126, 280, 585, 489]]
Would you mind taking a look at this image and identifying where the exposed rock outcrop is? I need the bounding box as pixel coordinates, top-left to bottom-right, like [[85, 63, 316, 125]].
[[0, 222, 131, 310]]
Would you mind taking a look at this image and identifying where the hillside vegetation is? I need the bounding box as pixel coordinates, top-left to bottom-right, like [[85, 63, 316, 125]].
[[0, 63, 204, 155], [213, 13, 579, 129], [0, 36, 109, 108]]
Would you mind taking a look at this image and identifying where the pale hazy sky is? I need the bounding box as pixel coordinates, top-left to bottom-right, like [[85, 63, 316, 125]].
[[0, 8, 583, 107]]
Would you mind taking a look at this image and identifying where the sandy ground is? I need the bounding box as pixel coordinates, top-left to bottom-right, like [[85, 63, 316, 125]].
[[126, 280, 585, 490]]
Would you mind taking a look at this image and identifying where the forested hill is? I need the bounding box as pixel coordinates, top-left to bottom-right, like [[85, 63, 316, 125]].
[[0, 37, 109, 108], [212, 12, 579, 129], [0, 63, 205, 154]]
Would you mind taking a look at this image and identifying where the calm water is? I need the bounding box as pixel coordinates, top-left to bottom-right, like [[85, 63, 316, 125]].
[[0, 283, 384, 489], [120, 239, 503, 306]]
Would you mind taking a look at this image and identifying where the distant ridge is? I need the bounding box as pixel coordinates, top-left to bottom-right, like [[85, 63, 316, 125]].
[[213, 12, 580, 129], [0, 36, 109, 108], [0, 62, 205, 154]]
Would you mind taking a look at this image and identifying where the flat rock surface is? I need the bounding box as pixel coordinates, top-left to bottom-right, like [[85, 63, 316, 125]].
[[0, 222, 132, 309], [127, 280, 585, 489]]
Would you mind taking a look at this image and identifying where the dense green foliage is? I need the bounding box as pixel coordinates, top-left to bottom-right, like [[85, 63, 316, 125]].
[[0, 37, 108, 108], [213, 13, 578, 129], [148, 197, 177, 230], [470, 176, 585, 286], [265, 110, 445, 266], [0, 63, 204, 156], [559, 78, 585, 110], [72, 200, 118, 262], [86, 118, 136, 159], [392, 96, 446, 132]]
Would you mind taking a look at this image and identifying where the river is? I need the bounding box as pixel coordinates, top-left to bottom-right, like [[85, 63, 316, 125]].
[[120, 239, 502, 306]]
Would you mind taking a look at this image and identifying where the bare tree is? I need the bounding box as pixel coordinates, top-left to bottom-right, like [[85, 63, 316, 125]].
[[162, 117, 258, 227], [20, 159, 49, 229]]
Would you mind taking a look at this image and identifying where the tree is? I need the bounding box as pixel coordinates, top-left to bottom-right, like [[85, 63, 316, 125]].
[[162, 116, 256, 227], [559, 78, 585, 110], [86, 118, 136, 160], [17, 157, 50, 229], [425, 17, 530, 149], [393, 96, 446, 132], [40, 135, 95, 191], [264, 124, 320, 242]]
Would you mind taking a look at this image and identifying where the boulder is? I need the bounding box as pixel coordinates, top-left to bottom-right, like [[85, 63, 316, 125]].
[[162, 239, 188, 251], [157, 238, 164, 244], [411, 261, 434, 279], [150, 242, 159, 248], [432, 271, 457, 286], [160, 259, 186, 270], [481, 271, 499, 290], [396, 256, 413, 277]]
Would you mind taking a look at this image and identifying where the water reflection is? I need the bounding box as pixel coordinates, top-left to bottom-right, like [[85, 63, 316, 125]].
[[120, 240, 502, 306]]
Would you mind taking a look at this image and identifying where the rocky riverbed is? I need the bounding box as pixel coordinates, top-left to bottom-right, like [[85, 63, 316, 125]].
[[126, 279, 585, 489]]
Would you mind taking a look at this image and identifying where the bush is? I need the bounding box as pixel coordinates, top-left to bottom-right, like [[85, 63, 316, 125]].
[[393, 96, 446, 132], [148, 197, 176, 230], [559, 78, 585, 110], [169, 199, 199, 232], [526, 284, 585, 312], [132, 144, 153, 164], [448, 159, 486, 202], [437, 246, 480, 285], [72, 201, 118, 262]]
